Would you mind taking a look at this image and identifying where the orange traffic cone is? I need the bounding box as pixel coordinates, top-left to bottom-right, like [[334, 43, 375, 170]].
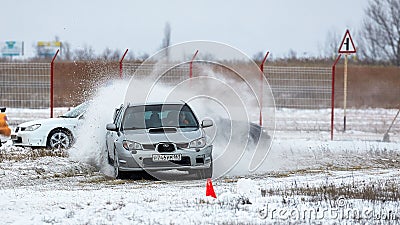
[[206, 178, 217, 198]]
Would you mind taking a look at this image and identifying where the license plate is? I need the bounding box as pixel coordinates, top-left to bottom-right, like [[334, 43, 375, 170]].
[[152, 154, 182, 161], [11, 134, 17, 140]]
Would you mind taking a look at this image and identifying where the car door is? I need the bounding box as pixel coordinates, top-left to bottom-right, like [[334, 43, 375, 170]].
[[106, 106, 124, 159]]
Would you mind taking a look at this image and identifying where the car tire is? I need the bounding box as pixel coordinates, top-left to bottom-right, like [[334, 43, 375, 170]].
[[47, 129, 73, 149], [113, 151, 126, 179], [107, 151, 113, 165], [196, 162, 213, 179]]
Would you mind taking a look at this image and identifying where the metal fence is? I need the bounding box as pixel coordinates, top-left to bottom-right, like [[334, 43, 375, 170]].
[[265, 66, 332, 109], [123, 63, 191, 86], [1, 62, 398, 141], [1, 63, 332, 110], [0, 63, 50, 109], [123, 63, 333, 109], [121, 63, 335, 133]]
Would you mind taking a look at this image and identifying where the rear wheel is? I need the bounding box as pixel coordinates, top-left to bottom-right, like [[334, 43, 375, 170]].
[[47, 129, 73, 149]]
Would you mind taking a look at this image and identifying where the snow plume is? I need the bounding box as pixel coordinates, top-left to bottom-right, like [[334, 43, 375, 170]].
[[69, 79, 128, 176], [69, 63, 273, 178], [125, 63, 273, 178], [191, 66, 273, 177]]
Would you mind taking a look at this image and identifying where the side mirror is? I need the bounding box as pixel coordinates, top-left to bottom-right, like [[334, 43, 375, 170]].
[[106, 123, 117, 131], [201, 119, 213, 128]]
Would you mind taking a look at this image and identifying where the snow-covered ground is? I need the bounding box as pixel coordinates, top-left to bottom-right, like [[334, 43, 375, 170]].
[[1, 134, 399, 224], [1, 79, 399, 224]]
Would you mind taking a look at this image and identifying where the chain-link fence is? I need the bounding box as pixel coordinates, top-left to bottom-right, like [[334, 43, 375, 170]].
[[123, 63, 191, 86], [265, 66, 332, 109], [0, 63, 50, 109], [1, 61, 398, 141]]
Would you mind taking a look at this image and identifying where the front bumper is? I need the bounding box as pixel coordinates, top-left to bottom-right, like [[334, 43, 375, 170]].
[[11, 131, 47, 147], [116, 145, 213, 172]]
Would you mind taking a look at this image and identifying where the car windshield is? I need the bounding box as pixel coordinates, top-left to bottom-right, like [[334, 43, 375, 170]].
[[60, 102, 89, 118], [122, 104, 199, 130]]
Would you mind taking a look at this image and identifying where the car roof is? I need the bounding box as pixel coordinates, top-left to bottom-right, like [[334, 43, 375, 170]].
[[126, 101, 186, 107]]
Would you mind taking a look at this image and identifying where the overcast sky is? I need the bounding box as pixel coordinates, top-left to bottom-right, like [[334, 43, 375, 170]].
[[1, 0, 368, 59]]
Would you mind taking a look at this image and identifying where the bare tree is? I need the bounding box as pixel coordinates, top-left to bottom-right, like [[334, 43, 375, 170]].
[[253, 51, 265, 62], [100, 47, 120, 61], [324, 29, 341, 58], [126, 51, 135, 61], [359, 0, 400, 65], [61, 41, 72, 61], [74, 45, 95, 60], [287, 49, 297, 60], [161, 22, 171, 58], [100, 47, 112, 61], [137, 52, 149, 61]]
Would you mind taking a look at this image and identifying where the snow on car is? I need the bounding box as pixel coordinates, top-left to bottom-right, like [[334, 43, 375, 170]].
[[11, 102, 89, 149]]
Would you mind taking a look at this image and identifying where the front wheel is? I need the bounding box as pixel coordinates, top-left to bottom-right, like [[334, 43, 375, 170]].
[[195, 163, 213, 179], [113, 151, 120, 179], [47, 129, 73, 149], [113, 151, 126, 179]]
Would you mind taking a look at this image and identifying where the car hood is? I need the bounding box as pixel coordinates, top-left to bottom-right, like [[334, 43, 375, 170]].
[[122, 128, 203, 144], [18, 117, 78, 128]]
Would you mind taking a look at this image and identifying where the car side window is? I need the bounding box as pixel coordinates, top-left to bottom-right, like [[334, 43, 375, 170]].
[[112, 109, 119, 122], [114, 107, 124, 127]]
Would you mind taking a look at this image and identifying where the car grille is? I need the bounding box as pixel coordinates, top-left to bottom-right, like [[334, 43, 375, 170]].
[[143, 156, 191, 167], [157, 143, 176, 152], [142, 143, 189, 151]]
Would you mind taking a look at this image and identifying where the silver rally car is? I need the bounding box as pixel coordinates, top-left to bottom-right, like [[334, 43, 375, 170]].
[[105, 102, 213, 179]]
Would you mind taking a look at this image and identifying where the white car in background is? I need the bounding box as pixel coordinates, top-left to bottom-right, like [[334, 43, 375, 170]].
[[12, 102, 89, 149]]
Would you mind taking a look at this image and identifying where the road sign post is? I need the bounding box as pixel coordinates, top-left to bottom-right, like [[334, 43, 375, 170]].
[[259, 51, 269, 127], [343, 54, 348, 131], [338, 29, 356, 132]]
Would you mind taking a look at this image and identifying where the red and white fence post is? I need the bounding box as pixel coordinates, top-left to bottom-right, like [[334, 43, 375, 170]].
[[259, 51, 269, 127], [189, 50, 199, 79], [119, 49, 129, 79], [50, 49, 59, 118], [331, 54, 342, 140]]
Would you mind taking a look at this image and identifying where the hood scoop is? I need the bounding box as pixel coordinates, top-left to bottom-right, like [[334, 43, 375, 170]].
[[148, 127, 177, 133]]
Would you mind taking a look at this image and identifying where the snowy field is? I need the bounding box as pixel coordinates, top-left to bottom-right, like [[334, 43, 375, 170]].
[[1, 113, 399, 224], [1, 80, 399, 224], [1, 137, 399, 224]]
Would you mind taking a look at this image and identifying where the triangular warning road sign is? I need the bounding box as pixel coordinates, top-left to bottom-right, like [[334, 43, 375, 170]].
[[338, 29, 356, 54]]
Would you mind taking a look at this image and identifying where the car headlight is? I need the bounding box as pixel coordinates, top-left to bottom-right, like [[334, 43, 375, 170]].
[[122, 140, 143, 150], [189, 137, 206, 148], [25, 124, 41, 131]]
